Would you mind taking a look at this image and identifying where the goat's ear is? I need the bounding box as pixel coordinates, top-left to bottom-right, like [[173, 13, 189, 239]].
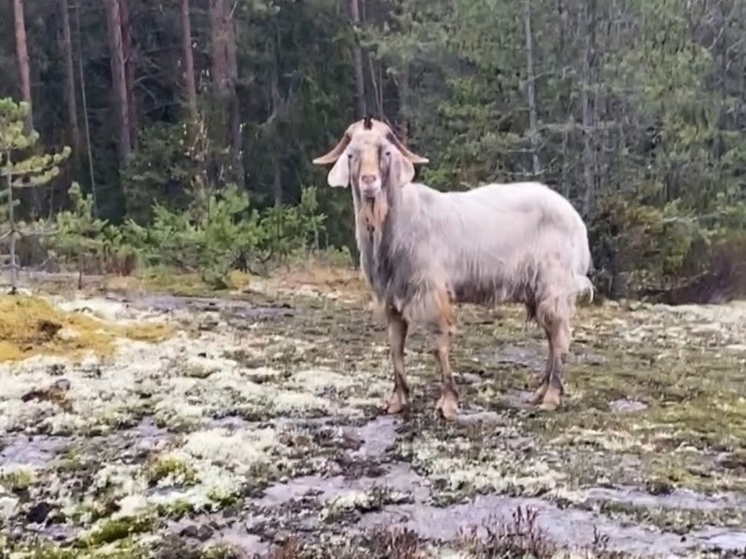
[[326, 150, 351, 187], [389, 150, 415, 188]]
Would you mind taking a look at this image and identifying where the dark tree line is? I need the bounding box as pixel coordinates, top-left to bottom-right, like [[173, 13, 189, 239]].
[[1, 0, 745, 299]]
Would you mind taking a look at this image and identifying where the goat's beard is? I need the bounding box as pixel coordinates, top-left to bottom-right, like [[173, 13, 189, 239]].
[[357, 191, 389, 233]]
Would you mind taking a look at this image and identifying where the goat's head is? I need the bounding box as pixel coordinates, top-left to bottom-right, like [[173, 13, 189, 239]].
[[312, 117, 429, 199]]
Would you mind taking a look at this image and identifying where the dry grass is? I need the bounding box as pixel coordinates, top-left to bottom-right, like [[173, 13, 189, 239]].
[[256, 507, 626, 559], [276, 262, 364, 291]]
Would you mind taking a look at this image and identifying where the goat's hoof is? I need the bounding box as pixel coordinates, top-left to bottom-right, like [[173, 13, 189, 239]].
[[530, 382, 548, 405], [436, 393, 459, 421], [386, 392, 408, 415], [539, 386, 561, 411]]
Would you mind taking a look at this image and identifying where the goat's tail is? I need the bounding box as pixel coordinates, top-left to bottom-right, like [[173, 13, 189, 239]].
[[572, 241, 595, 303], [572, 273, 595, 304]]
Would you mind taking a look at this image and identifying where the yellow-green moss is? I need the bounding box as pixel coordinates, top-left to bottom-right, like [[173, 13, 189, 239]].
[[17, 541, 149, 559], [135, 267, 247, 296], [80, 515, 154, 547], [144, 455, 198, 486], [0, 469, 36, 491], [0, 294, 173, 363]]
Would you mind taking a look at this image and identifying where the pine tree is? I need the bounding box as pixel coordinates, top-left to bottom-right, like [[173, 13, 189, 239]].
[[0, 97, 70, 292]]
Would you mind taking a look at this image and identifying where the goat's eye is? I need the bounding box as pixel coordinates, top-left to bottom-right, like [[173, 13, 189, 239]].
[[384, 150, 391, 157], [348, 153, 353, 159]]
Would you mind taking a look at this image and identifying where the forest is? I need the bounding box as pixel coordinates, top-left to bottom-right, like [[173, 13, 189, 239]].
[[1, 0, 745, 301]]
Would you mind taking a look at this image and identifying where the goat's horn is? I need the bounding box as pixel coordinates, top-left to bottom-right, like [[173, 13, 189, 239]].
[[386, 132, 429, 164], [312, 131, 352, 165], [364, 117, 429, 164]]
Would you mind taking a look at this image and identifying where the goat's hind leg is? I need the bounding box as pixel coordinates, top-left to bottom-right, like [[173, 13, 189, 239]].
[[433, 323, 459, 420], [530, 328, 553, 405], [386, 305, 410, 415], [525, 301, 551, 405], [432, 289, 459, 420], [536, 298, 571, 411]]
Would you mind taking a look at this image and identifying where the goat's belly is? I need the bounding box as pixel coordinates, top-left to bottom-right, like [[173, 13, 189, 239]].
[[452, 280, 526, 306]]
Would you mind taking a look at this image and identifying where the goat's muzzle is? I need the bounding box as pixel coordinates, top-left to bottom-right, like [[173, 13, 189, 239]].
[[359, 174, 380, 200]]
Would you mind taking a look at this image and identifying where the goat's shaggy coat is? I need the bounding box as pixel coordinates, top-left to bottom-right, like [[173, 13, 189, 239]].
[[313, 118, 594, 417]]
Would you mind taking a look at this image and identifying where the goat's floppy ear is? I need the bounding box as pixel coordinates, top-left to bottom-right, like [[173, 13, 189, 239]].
[[313, 133, 352, 188], [326, 148, 351, 187], [388, 150, 415, 188]]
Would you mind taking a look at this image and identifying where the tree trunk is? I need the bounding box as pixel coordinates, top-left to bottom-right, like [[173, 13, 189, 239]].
[[271, 64, 283, 207], [60, 0, 81, 167], [208, 0, 243, 188], [396, 63, 410, 142], [223, 1, 244, 188], [104, 0, 132, 171], [180, 0, 199, 134], [74, 0, 98, 216], [12, 0, 33, 132], [581, 0, 597, 218], [556, 0, 570, 198], [209, 0, 228, 99], [119, 0, 138, 150], [523, 0, 540, 176], [348, 0, 366, 118]]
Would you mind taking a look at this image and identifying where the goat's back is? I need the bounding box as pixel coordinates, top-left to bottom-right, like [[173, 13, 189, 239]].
[[394, 181, 593, 306]]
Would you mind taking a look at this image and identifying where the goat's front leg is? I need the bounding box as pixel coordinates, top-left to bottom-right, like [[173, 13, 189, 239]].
[[386, 306, 410, 415], [433, 323, 459, 420]]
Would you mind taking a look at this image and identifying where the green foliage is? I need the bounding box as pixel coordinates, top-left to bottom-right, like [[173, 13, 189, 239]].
[[127, 183, 325, 287], [49, 182, 137, 279], [0, 98, 71, 188], [0, 97, 70, 290], [121, 122, 196, 224]]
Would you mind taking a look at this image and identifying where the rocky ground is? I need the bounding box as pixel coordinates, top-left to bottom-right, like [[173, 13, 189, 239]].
[[1, 272, 746, 558]]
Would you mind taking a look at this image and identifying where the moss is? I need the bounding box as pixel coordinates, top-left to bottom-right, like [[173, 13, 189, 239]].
[[80, 514, 155, 546], [154, 499, 195, 519], [135, 267, 251, 297], [596, 500, 745, 534], [205, 487, 242, 509], [0, 469, 37, 492], [0, 294, 173, 363], [16, 542, 150, 559], [119, 322, 173, 343], [201, 546, 244, 559], [145, 455, 198, 486], [66, 502, 112, 524]]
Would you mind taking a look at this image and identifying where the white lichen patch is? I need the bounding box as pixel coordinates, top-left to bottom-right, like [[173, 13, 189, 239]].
[[549, 428, 657, 453], [63, 424, 292, 524], [577, 300, 746, 352], [409, 435, 566, 497], [0, 315, 356, 439], [287, 367, 357, 393], [325, 489, 377, 512], [0, 494, 19, 522], [53, 296, 132, 323]]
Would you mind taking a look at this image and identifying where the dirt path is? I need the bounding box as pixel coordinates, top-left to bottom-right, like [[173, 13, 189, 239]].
[[1, 286, 746, 558]]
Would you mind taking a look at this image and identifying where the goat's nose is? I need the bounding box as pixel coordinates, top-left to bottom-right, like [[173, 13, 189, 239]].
[[360, 174, 377, 185]]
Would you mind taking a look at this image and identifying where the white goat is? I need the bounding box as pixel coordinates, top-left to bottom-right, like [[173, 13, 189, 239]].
[[313, 117, 594, 419]]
